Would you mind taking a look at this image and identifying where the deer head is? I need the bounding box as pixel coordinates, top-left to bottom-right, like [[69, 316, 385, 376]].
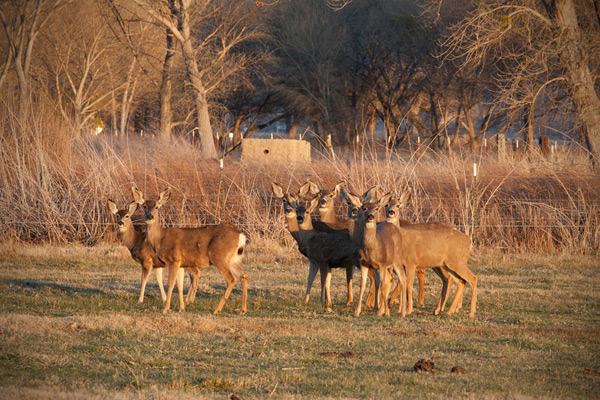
[[132, 187, 171, 225], [384, 189, 411, 225], [107, 199, 138, 233]]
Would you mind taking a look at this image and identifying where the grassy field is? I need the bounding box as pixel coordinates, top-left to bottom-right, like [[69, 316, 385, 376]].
[[0, 243, 598, 399]]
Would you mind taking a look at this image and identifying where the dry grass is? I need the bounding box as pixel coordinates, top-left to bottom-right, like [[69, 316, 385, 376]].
[[0, 244, 599, 399], [1, 109, 599, 254]]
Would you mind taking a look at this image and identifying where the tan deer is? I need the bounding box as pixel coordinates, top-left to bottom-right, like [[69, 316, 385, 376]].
[[340, 188, 406, 317], [132, 187, 248, 315], [383, 191, 478, 317], [271, 182, 357, 307], [313, 180, 348, 230], [107, 199, 168, 303], [107, 199, 202, 305]]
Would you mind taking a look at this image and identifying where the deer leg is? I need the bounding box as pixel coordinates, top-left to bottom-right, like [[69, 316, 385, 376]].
[[304, 261, 319, 303], [416, 269, 425, 307], [448, 269, 477, 317], [240, 274, 248, 315], [389, 268, 402, 305], [377, 268, 391, 317], [324, 269, 333, 312], [441, 272, 455, 313], [345, 265, 354, 306], [319, 263, 328, 304], [176, 267, 185, 312], [214, 266, 237, 315], [405, 265, 416, 314], [354, 266, 370, 317], [432, 267, 449, 315], [365, 268, 376, 310], [185, 267, 201, 303], [163, 261, 183, 314], [393, 265, 407, 317], [155, 267, 167, 302], [447, 275, 465, 315], [139, 263, 152, 303]]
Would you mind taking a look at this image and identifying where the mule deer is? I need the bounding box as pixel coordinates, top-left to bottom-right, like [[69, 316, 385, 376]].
[[271, 182, 357, 307], [107, 199, 168, 303], [312, 180, 348, 230], [132, 187, 247, 315], [383, 191, 477, 317], [107, 199, 202, 305], [294, 194, 361, 309], [340, 188, 406, 317]]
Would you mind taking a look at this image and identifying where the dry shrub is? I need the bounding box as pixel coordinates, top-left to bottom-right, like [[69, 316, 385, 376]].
[[0, 103, 598, 253]]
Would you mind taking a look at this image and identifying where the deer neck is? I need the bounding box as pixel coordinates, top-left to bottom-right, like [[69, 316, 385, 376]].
[[362, 220, 380, 255], [119, 222, 140, 250], [285, 214, 300, 234], [319, 207, 336, 224], [348, 211, 365, 248], [144, 218, 164, 249]]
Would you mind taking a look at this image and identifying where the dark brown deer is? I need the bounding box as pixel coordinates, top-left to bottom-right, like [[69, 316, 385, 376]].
[[293, 194, 361, 310], [271, 182, 357, 307], [132, 187, 247, 315]]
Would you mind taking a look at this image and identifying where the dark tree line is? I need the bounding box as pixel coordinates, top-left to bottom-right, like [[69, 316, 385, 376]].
[[1, 0, 598, 161]]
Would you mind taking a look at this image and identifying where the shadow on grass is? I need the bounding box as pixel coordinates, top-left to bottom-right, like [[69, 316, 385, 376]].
[[1, 278, 107, 296]]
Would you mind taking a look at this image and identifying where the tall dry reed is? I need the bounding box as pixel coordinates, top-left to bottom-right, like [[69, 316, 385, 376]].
[[1, 103, 598, 253]]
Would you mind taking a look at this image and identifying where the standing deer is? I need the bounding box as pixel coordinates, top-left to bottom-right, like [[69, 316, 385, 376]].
[[340, 188, 406, 317], [271, 182, 357, 307], [383, 191, 477, 317], [313, 180, 348, 230], [107, 199, 167, 303], [294, 194, 361, 310], [107, 199, 202, 305], [132, 187, 248, 315]]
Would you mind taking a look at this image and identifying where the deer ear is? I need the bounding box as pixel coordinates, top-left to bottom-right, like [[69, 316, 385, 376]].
[[132, 187, 144, 204], [379, 192, 393, 207], [341, 189, 362, 207], [127, 201, 139, 215], [298, 180, 319, 198], [333, 181, 345, 196], [107, 199, 118, 215], [157, 188, 171, 208], [307, 195, 320, 214], [271, 182, 284, 199], [398, 188, 411, 207], [363, 185, 380, 203]]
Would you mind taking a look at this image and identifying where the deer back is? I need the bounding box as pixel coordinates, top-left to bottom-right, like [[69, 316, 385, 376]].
[[151, 223, 245, 270], [399, 223, 471, 268]]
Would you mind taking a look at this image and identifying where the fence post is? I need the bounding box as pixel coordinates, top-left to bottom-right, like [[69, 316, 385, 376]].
[[497, 134, 506, 162], [540, 136, 550, 158]]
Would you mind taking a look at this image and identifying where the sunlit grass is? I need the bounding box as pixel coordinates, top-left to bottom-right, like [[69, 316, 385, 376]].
[[0, 244, 598, 399]]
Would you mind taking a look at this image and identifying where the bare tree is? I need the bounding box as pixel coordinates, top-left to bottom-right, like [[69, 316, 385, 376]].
[[437, 0, 600, 162], [128, 0, 264, 159], [0, 0, 65, 115]]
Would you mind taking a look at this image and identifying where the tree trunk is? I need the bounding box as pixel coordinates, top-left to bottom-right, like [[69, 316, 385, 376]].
[[159, 27, 175, 140], [555, 0, 600, 164], [179, 1, 217, 159]]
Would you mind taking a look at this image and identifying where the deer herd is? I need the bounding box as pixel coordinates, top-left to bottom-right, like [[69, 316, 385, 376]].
[[107, 183, 477, 318]]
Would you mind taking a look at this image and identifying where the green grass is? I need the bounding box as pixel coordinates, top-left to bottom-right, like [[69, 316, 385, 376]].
[[0, 244, 599, 399]]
